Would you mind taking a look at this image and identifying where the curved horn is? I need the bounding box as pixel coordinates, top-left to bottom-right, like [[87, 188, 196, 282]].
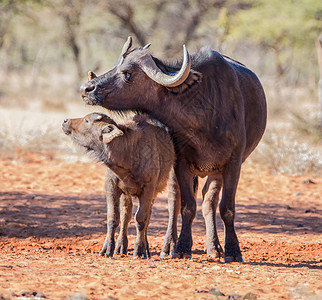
[[121, 36, 133, 56], [141, 45, 191, 87], [113, 36, 133, 69], [143, 43, 151, 49]]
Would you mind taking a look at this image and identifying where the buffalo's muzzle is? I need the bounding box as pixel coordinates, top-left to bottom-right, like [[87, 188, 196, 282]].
[[80, 82, 95, 98]]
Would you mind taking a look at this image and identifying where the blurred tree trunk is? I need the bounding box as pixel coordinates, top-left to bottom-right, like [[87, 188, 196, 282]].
[[0, 0, 14, 50], [52, 0, 84, 84], [105, 1, 147, 46], [317, 33, 322, 132], [64, 12, 83, 82], [272, 45, 288, 98], [0, 0, 17, 73]]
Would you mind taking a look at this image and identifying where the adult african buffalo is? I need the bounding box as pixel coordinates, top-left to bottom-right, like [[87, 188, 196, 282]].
[[80, 37, 267, 262]]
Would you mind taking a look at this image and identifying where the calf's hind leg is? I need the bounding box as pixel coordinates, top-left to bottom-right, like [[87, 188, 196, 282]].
[[202, 175, 224, 258], [133, 186, 155, 259], [114, 194, 133, 255]]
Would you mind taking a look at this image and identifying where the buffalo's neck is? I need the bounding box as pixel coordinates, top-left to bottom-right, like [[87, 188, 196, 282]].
[[142, 93, 199, 136], [140, 91, 228, 171]]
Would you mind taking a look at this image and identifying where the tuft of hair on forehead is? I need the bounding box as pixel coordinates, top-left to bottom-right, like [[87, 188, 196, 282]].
[[88, 112, 117, 125]]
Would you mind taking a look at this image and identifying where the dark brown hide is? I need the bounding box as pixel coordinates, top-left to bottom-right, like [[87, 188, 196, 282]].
[[80, 37, 267, 262], [62, 113, 180, 258]]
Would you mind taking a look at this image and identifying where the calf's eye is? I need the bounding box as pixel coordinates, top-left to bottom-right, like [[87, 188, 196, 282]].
[[84, 119, 89, 123]]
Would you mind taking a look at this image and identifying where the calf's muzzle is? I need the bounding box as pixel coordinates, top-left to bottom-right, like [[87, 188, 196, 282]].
[[62, 119, 72, 135]]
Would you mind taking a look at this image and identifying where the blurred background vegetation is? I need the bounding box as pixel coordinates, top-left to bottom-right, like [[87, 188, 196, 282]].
[[0, 0, 321, 175]]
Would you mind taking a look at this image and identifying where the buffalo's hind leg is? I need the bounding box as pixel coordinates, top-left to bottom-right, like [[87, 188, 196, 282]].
[[202, 175, 224, 259], [100, 171, 121, 257], [220, 156, 243, 263], [161, 168, 181, 257], [114, 194, 133, 255], [172, 160, 196, 259]]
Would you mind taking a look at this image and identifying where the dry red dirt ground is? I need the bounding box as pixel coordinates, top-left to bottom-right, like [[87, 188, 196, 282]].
[[0, 153, 321, 299]]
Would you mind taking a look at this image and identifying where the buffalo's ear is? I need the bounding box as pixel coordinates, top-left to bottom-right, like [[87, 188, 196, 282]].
[[168, 70, 202, 94], [101, 124, 124, 143], [88, 71, 97, 81]]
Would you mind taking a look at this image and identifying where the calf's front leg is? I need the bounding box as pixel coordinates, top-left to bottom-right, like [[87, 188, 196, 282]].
[[100, 171, 121, 257]]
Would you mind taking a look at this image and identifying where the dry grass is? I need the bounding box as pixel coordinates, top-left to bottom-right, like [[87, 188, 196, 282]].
[[247, 84, 322, 175], [0, 105, 89, 161], [248, 128, 322, 176]]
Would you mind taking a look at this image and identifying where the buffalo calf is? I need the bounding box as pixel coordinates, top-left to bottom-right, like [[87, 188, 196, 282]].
[[62, 113, 180, 258]]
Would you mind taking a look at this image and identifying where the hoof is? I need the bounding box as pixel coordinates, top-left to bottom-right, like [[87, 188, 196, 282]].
[[171, 252, 192, 259], [133, 252, 150, 259], [160, 252, 167, 258], [99, 247, 114, 257], [133, 255, 148, 260], [207, 253, 223, 260], [171, 252, 181, 259], [114, 247, 127, 255], [133, 246, 150, 259], [115, 237, 128, 255], [182, 253, 192, 259], [207, 249, 224, 259], [224, 255, 244, 263], [99, 252, 113, 258]]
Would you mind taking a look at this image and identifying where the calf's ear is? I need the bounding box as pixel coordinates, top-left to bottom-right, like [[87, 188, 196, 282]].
[[90, 113, 104, 122], [101, 124, 124, 143]]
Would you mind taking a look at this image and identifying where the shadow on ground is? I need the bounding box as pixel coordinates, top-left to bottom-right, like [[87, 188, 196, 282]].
[[0, 191, 320, 239]]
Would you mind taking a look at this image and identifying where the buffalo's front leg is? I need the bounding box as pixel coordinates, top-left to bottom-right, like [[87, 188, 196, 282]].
[[202, 175, 224, 259], [161, 168, 181, 257], [220, 156, 243, 262], [133, 187, 154, 259], [114, 194, 133, 255], [172, 160, 196, 259], [100, 171, 121, 257]]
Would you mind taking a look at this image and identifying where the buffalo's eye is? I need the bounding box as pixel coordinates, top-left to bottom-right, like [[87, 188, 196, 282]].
[[84, 119, 89, 123], [123, 72, 131, 81]]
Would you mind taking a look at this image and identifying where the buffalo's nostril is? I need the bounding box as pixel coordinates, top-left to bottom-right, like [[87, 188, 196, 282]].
[[85, 85, 95, 93], [63, 119, 69, 123], [80, 83, 95, 96]]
